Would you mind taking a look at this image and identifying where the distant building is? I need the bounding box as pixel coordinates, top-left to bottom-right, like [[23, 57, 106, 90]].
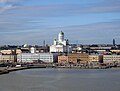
[[58, 53, 89, 64], [89, 55, 103, 63], [0, 50, 13, 54], [17, 53, 58, 63], [103, 55, 120, 63], [113, 39, 116, 46], [20, 47, 30, 53], [110, 50, 120, 53], [30, 47, 36, 53], [0, 54, 17, 63], [58, 55, 68, 64], [16, 49, 22, 54], [78, 53, 89, 63], [35, 45, 49, 53], [67, 53, 79, 63], [50, 31, 72, 53]]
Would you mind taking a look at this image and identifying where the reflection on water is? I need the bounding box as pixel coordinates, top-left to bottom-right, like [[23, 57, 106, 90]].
[[0, 68, 120, 91]]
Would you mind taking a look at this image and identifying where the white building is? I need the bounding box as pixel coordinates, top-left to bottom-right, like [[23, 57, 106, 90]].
[[30, 47, 36, 53], [50, 31, 72, 53], [103, 55, 120, 63], [17, 53, 58, 63]]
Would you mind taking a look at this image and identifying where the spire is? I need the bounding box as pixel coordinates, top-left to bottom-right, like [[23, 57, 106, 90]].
[[113, 39, 115, 46]]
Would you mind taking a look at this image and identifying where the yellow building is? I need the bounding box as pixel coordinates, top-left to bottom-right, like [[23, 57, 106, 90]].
[[58, 53, 89, 64], [89, 55, 103, 63], [110, 50, 120, 53], [0, 50, 13, 54], [16, 49, 22, 54], [0, 54, 17, 63], [58, 55, 68, 64], [68, 53, 79, 63], [0, 49, 22, 54], [78, 53, 89, 63]]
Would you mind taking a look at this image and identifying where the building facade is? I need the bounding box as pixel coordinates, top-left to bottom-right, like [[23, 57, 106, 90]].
[[58, 53, 89, 64], [0, 54, 17, 63], [103, 55, 120, 63], [0, 50, 13, 54], [17, 53, 58, 63], [58, 55, 68, 64], [78, 53, 89, 63], [89, 55, 103, 63]]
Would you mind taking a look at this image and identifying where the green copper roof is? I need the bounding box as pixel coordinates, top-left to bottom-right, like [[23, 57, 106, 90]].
[[60, 31, 64, 35]]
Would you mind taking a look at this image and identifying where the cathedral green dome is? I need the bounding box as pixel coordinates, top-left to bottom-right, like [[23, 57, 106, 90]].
[[59, 31, 64, 35]]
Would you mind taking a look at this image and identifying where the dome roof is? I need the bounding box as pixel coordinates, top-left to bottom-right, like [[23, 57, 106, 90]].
[[59, 31, 64, 35]]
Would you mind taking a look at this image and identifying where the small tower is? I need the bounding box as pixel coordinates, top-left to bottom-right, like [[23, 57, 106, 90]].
[[30, 47, 36, 53], [54, 39, 57, 45], [43, 40, 45, 47], [58, 31, 64, 42], [113, 39, 116, 46]]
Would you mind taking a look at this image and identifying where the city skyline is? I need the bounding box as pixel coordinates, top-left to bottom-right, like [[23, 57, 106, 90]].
[[0, 0, 120, 45]]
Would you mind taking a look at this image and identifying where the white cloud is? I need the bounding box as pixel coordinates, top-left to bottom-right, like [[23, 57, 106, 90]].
[[7, 2, 120, 17], [0, 0, 120, 16], [0, 4, 17, 13], [0, 0, 24, 13], [0, 0, 20, 3]]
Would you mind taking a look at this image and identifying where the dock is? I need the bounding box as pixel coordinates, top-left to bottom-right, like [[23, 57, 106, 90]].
[[0, 67, 9, 74]]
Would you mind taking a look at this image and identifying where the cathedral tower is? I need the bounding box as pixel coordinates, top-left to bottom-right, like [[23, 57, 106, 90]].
[[58, 31, 64, 42]]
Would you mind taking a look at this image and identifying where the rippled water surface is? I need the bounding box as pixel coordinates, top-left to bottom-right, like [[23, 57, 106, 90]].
[[0, 68, 120, 91]]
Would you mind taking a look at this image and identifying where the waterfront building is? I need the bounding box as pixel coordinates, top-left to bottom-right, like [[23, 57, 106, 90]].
[[58, 54, 79, 64], [58, 53, 89, 64], [58, 55, 68, 64], [78, 53, 89, 63], [17, 53, 58, 63], [89, 54, 103, 63], [67, 54, 79, 63], [0, 54, 17, 63], [103, 55, 120, 63], [50, 31, 72, 53]]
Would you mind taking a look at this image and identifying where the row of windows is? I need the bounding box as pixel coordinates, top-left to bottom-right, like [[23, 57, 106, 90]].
[[104, 59, 120, 60], [104, 57, 120, 58]]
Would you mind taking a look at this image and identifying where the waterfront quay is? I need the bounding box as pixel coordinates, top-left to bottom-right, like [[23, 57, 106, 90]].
[[1, 62, 120, 75], [0, 67, 9, 74], [57, 62, 120, 69], [0, 63, 55, 75], [0, 67, 28, 75]]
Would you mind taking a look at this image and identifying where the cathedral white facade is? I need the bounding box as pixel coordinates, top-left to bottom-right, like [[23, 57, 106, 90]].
[[50, 31, 72, 53]]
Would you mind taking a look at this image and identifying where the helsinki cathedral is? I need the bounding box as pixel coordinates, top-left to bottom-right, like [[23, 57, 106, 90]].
[[50, 31, 72, 53]]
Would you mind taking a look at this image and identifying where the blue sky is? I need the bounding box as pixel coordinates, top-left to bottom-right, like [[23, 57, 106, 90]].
[[0, 0, 120, 45]]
